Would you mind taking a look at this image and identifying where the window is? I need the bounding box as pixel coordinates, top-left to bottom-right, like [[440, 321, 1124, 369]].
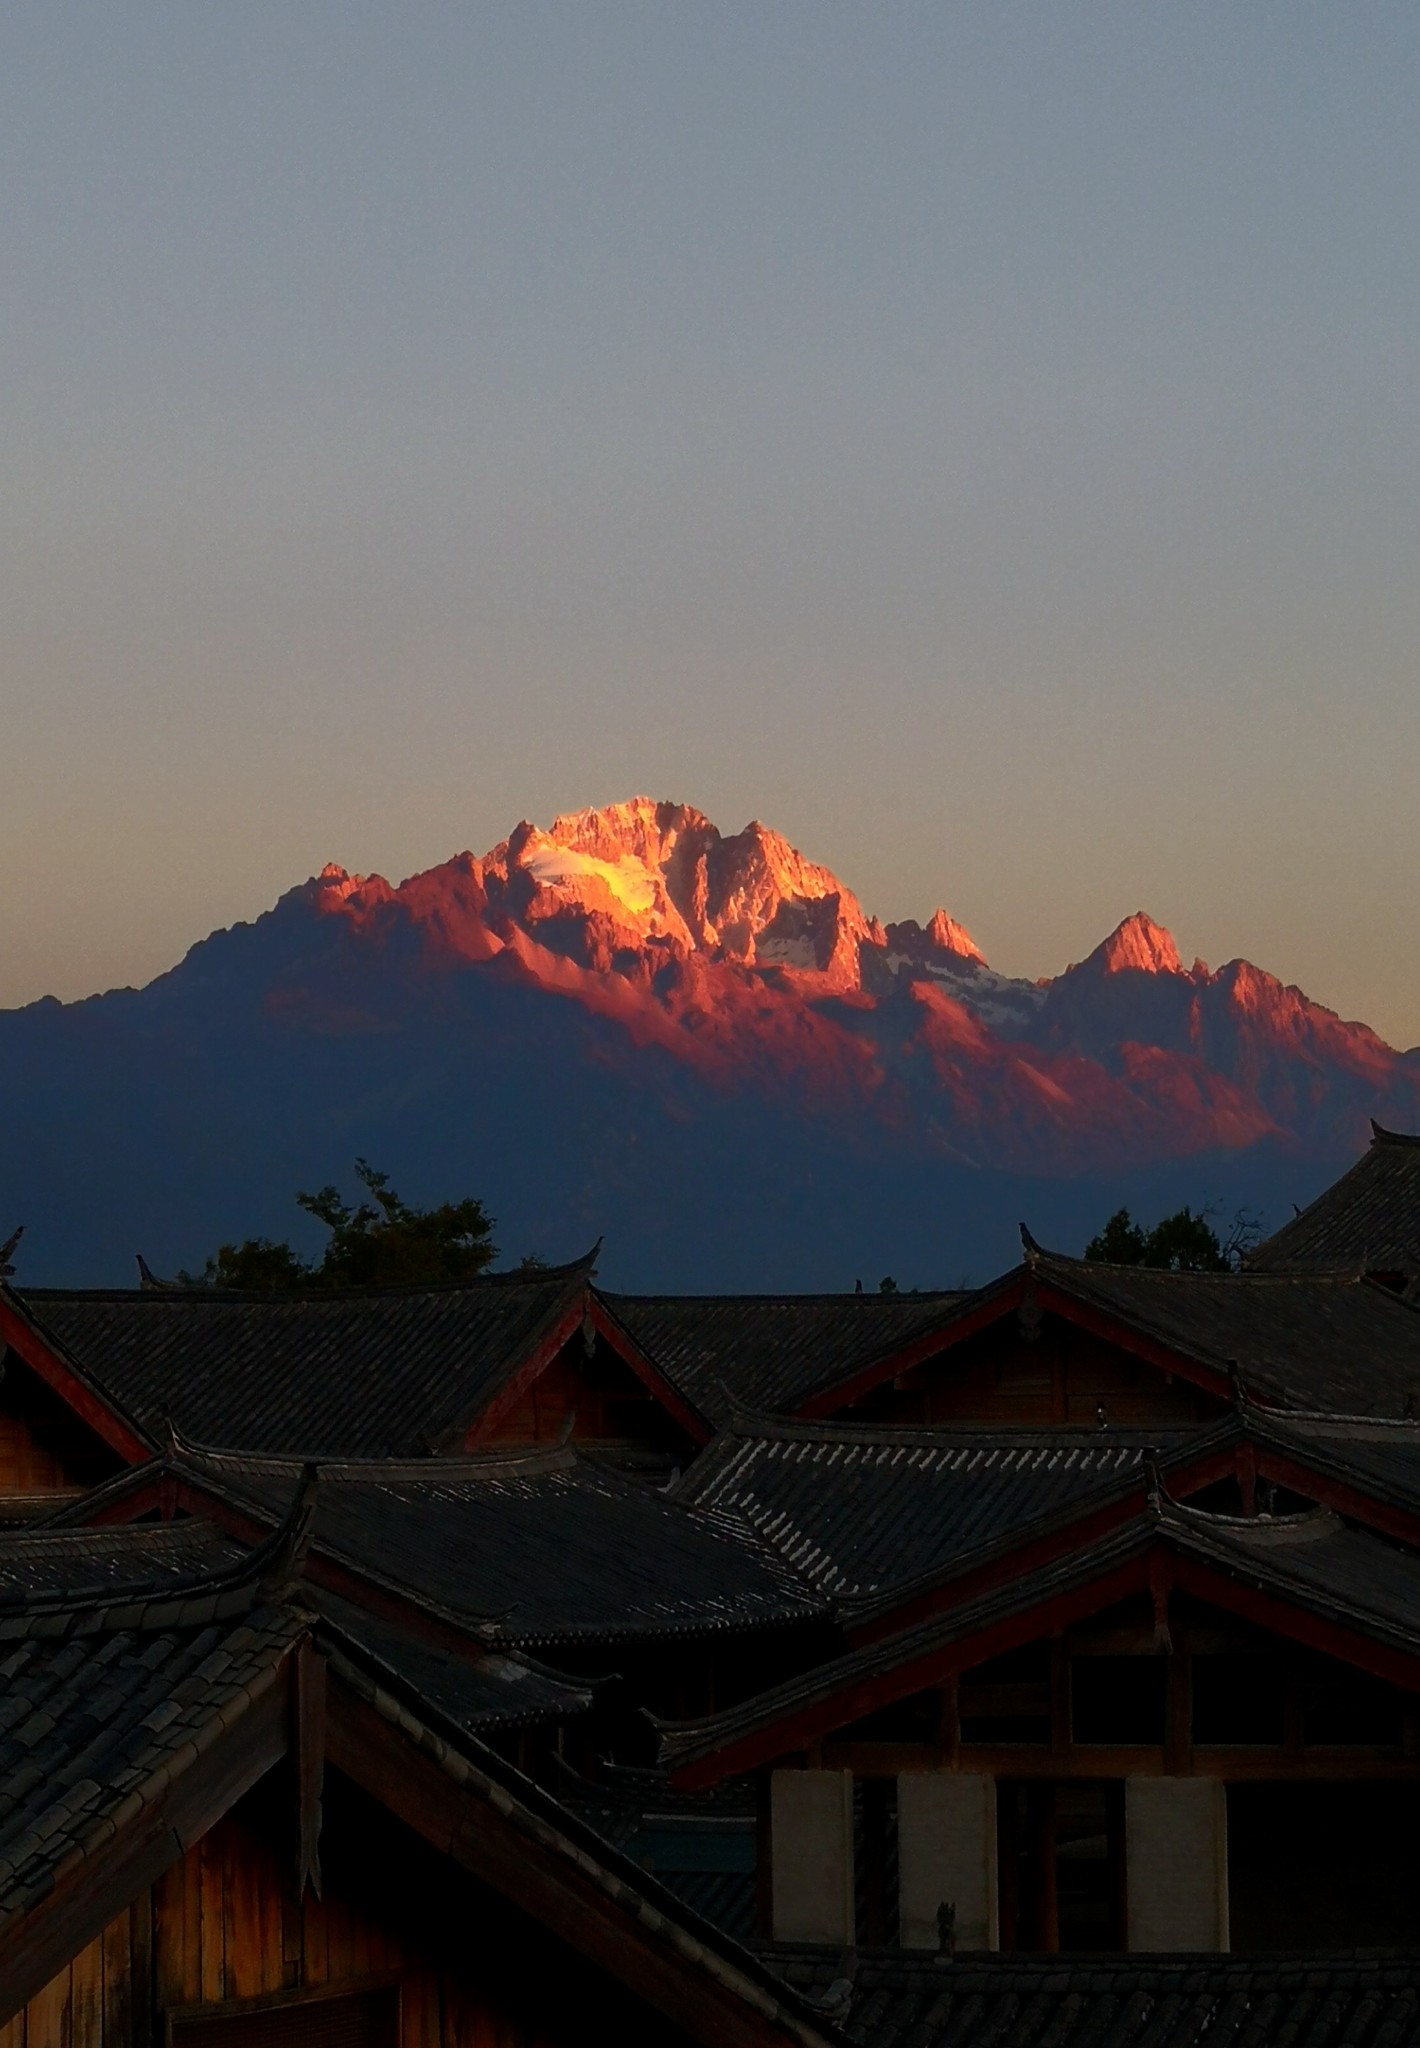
[[960, 1646, 1051, 1745], [1071, 1657, 1166, 1745], [1192, 1655, 1284, 1745]]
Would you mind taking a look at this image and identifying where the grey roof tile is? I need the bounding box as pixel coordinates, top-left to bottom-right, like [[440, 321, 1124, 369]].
[[1252, 1127, 1420, 1283], [1029, 1253, 1420, 1417], [601, 1290, 969, 1427], [19, 1252, 597, 1457], [167, 1441, 828, 1647], [764, 1949, 1420, 2048], [677, 1419, 1189, 1600]]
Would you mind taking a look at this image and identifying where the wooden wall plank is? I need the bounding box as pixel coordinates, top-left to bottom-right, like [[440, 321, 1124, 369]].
[[68, 1940, 101, 2048], [101, 1909, 132, 2048], [24, 1969, 69, 2048], [259, 1848, 287, 1996], [150, 1863, 185, 2012], [224, 1822, 264, 2001], [130, 1890, 153, 2048], [300, 1884, 329, 1987], [199, 1833, 225, 2006], [397, 1973, 440, 2048]]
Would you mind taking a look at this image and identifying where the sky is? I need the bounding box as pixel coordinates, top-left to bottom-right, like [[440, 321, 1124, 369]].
[[2, 4, 1417, 1048]]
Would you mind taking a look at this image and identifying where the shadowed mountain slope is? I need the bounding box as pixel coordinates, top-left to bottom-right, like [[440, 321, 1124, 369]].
[[2, 798, 1416, 1289]]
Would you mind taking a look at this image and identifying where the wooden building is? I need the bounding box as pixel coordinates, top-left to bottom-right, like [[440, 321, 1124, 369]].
[[663, 1421, 1420, 1959], [0, 1254, 708, 1497], [0, 1509, 840, 2048], [5, 1127, 1420, 2044]]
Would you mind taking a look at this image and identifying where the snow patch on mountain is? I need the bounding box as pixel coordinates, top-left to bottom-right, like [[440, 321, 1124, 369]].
[[520, 838, 659, 919]]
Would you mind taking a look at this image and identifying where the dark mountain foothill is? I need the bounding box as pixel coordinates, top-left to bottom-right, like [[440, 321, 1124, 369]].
[[2, 798, 1417, 1289]]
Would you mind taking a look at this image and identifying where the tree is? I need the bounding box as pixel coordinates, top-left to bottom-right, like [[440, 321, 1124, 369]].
[[1082, 1209, 1149, 1266], [180, 1160, 498, 1290], [1083, 1202, 1259, 1273]]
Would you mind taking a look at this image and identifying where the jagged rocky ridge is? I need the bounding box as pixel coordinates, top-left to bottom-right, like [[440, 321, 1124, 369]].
[[2, 798, 1417, 1289]]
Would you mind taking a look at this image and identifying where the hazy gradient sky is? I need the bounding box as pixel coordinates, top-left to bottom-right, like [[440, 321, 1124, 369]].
[[3, 4, 1417, 1046]]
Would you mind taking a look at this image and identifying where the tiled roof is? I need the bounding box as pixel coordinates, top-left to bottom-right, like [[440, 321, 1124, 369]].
[[1180, 1501, 1420, 1650], [18, 1253, 597, 1456], [675, 1418, 1188, 1598], [599, 1292, 968, 1427], [142, 1441, 831, 1647], [1245, 1408, 1420, 1519], [1252, 1123, 1420, 1280], [1032, 1251, 1420, 1415], [0, 1519, 243, 1602], [315, 1593, 596, 1734], [0, 1525, 307, 1929], [0, 1524, 842, 2048], [324, 1647, 845, 2048], [767, 1946, 1420, 2047], [660, 1502, 1420, 1777]]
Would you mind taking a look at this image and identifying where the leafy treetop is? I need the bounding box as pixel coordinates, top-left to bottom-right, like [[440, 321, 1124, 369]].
[[1083, 1203, 1260, 1273], [179, 1161, 498, 1290]]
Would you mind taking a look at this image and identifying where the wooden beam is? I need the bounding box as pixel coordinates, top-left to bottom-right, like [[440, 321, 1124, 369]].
[[818, 1740, 1420, 1781], [294, 1643, 326, 1901], [754, 1773, 773, 1943], [0, 1296, 152, 1464], [683, 1532, 1420, 1793], [462, 1296, 591, 1447], [1050, 1639, 1070, 1758], [846, 1494, 1146, 1648], [1165, 1649, 1191, 1774], [1168, 1553, 1420, 1698], [1254, 1449, 1420, 1551], [586, 1297, 712, 1446], [327, 1680, 817, 2048], [672, 1555, 1151, 1789], [796, 1277, 1030, 1418]]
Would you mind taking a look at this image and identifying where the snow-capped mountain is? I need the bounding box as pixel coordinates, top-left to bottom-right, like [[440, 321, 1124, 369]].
[[2, 798, 1416, 1289]]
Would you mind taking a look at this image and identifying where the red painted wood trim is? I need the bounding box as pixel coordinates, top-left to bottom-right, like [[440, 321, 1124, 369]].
[[671, 1554, 1152, 1790], [845, 1492, 1145, 1647], [846, 1438, 1243, 1648], [1254, 1450, 1420, 1551], [586, 1295, 711, 1445], [675, 1532, 1420, 1791], [796, 1271, 1237, 1422], [0, 1293, 152, 1463], [461, 1294, 592, 1446], [797, 1277, 1029, 1419], [1169, 1444, 1245, 1498], [1028, 1282, 1236, 1403], [1168, 1553, 1420, 1695]]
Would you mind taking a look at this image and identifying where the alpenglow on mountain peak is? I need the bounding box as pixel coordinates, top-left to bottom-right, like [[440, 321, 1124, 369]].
[[309, 795, 989, 990], [4, 790, 1418, 1290]]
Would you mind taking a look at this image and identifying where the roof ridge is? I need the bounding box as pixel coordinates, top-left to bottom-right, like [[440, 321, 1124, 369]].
[[598, 1288, 965, 1306], [323, 1647, 845, 2048], [166, 1427, 578, 1483], [0, 1466, 320, 1632], [21, 1246, 599, 1305]]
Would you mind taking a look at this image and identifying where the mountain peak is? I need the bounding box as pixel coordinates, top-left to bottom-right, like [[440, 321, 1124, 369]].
[[1090, 912, 1185, 977], [926, 908, 987, 966]]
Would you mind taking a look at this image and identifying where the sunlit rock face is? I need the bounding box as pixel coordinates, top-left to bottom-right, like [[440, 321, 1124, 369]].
[[275, 796, 1419, 1175], [312, 796, 979, 995], [2, 795, 1417, 1289]]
